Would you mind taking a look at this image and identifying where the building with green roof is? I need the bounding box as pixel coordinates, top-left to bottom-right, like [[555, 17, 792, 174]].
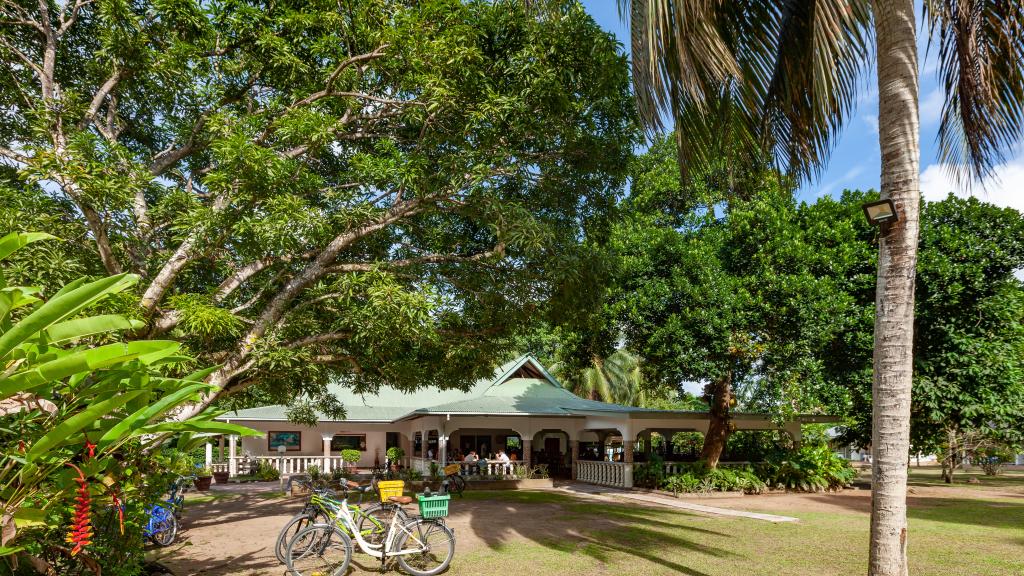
[[216, 354, 836, 487]]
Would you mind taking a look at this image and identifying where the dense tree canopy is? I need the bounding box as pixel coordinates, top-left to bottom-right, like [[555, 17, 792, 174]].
[[0, 0, 636, 418], [815, 192, 1024, 456]]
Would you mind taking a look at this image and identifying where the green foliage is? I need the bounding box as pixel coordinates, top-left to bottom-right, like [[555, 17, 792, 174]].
[[340, 449, 361, 465], [386, 447, 405, 464], [758, 444, 857, 492], [0, 233, 259, 572], [1, 0, 638, 421], [975, 446, 1015, 476], [399, 468, 423, 482], [633, 454, 666, 489], [255, 460, 280, 481], [658, 463, 766, 494], [813, 192, 1024, 450]]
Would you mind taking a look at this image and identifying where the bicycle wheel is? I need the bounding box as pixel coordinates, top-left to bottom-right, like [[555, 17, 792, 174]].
[[358, 502, 408, 546], [285, 524, 352, 576], [449, 474, 466, 497], [275, 511, 325, 564], [394, 519, 455, 576], [151, 515, 178, 547]]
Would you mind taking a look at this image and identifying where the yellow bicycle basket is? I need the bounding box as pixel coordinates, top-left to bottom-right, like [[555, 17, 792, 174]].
[[377, 480, 405, 502], [443, 464, 461, 476]]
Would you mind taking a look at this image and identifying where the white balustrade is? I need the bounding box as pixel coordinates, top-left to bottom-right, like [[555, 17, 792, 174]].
[[225, 455, 350, 477], [576, 460, 633, 488], [454, 461, 515, 477]]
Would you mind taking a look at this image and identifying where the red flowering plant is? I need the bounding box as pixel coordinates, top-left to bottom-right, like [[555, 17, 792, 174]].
[[0, 233, 260, 575]]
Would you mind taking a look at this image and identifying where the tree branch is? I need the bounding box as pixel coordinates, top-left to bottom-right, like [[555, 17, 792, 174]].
[[81, 67, 127, 137], [326, 242, 505, 274], [284, 332, 352, 349]]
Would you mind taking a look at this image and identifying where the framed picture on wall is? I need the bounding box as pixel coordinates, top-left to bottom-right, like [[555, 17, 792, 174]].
[[268, 431, 302, 451]]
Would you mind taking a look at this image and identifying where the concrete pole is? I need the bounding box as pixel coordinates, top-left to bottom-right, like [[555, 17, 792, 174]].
[[321, 433, 332, 472], [218, 434, 225, 462], [228, 434, 237, 477], [570, 440, 579, 480], [204, 441, 213, 470], [522, 439, 532, 469]]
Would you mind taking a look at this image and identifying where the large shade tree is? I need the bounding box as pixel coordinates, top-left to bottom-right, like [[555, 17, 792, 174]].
[[0, 0, 635, 419], [611, 136, 851, 467], [809, 191, 1024, 482], [620, 0, 1024, 572]]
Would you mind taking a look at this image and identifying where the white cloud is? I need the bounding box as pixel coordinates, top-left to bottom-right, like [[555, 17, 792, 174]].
[[920, 147, 1024, 212]]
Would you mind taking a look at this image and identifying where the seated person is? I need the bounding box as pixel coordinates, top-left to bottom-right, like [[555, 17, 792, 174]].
[[463, 450, 478, 462], [495, 449, 511, 473]]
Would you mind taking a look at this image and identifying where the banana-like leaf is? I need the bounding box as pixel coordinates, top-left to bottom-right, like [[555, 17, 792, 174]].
[[136, 420, 263, 437], [0, 232, 57, 261], [96, 383, 211, 450], [44, 315, 145, 344], [26, 390, 144, 462], [0, 274, 139, 360], [0, 341, 181, 399]]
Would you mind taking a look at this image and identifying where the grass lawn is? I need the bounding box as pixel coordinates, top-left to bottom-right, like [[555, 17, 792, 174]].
[[448, 472, 1024, 576], [169, 468, 1023, 576]]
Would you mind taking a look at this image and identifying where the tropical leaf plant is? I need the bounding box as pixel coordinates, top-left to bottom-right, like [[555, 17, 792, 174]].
[[0, 232, 260, 568]]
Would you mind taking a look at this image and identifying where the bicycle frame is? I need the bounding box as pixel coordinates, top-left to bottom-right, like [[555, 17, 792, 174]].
[[322, 495, 432, 561]]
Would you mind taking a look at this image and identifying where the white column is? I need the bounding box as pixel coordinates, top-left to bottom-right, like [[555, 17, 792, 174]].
[[439, 434, 448, 466], [228, 434, 237, 477], [205, 441, 213, 469], [322, 433, 333, 472], [218, 435, 225, 462]]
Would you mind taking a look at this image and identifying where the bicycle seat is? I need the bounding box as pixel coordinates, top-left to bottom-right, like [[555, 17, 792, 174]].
[[388, 495, 414, 505]]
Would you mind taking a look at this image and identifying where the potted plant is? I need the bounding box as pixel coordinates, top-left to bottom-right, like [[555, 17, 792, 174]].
[[341, 449, 361, 472], [386, 447, 405, 472], [212, 467, 229, 484], [194, 467, 213, 491]]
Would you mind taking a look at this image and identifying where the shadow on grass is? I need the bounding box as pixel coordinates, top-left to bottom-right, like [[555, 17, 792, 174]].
[[798, 491, 1024, 531], [464, 490, 736, 576]]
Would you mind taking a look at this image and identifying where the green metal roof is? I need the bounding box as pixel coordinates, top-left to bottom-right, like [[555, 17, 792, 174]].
[[217, 354, 841, 424], [219, 355, 577, 422]]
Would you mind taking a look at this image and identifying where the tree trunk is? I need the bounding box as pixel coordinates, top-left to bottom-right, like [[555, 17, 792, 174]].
[[869, 2, 921, 575], [700, 372, 732, 469]]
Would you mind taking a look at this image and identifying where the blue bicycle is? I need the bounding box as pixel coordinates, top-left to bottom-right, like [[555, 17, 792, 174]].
[[144, 475, 193, 546]]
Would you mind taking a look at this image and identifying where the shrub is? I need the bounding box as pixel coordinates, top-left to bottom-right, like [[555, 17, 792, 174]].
[[758, 444, 856, 491], [256, 460, 280, 481], [975, 446, 1014, 476], [400, 468, 423, 481], [657, 462, 765, 494], [633, 454, 666, 488], [341, 449, 362, 466], [386, 446, 405, 464]]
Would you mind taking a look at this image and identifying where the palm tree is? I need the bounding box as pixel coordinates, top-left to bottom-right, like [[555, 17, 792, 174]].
[[551, 348, 649, 406], [619, 1, 1024, 574]]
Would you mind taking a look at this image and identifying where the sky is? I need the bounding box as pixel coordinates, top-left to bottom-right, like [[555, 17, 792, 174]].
[[579, 1, 1024, 213]]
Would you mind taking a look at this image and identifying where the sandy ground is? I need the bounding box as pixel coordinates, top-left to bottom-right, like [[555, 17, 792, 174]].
[[161, 471, 1023, 576]]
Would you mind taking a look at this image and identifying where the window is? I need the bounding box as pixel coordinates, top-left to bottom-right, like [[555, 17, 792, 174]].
[[386, 432, 400, 449], [413, 432, 422, 457], [330, 434, 366, 452]]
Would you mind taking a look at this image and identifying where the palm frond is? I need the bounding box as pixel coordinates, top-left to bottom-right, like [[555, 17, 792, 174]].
[[622, 0, 873, 183], [924, 0, 1024, 184]]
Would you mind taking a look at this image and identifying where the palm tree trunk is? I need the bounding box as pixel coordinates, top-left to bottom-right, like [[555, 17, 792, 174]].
[[700, 371, 732, 468], [870, 2, 920, 575]]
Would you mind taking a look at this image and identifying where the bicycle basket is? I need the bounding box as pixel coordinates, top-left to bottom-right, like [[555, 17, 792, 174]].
[[417, 493, 450, 519], [377, 480, 405, 502], [443, 464, 461, 476]]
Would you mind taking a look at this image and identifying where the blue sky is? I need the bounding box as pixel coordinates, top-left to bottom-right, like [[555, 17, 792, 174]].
[[580, 1, 1024, 212]]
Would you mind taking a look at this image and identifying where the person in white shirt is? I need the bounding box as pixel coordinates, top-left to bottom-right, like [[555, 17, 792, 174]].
[[495, 449, 511, 474]]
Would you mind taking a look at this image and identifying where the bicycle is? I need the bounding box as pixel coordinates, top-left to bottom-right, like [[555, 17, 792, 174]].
[[274, 480, 408, 564], [441, 464, 465, 497], [144, 475, 194, 546], [285, 487, 455, 576]]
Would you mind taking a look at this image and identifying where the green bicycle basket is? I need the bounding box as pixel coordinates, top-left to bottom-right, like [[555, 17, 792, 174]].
[[416, 493, 450, 519]]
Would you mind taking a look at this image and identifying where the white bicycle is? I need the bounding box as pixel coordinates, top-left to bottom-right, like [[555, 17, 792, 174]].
[[285, 491, 455, 576]]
